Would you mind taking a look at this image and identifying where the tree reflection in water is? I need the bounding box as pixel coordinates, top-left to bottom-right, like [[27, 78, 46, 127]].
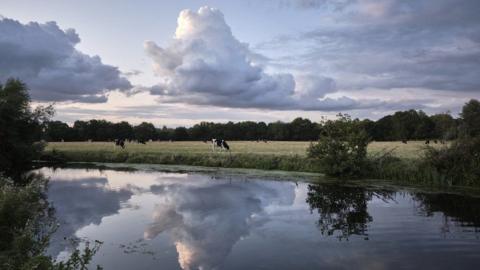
[[414, 193, 480, 232], [306, 184, 394, 240]]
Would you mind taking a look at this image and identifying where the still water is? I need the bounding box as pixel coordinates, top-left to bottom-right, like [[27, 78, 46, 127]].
[[40, 167, 480, 270]]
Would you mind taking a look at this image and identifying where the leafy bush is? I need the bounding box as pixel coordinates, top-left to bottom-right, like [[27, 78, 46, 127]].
[[308, 114, 371, 178], [421, 137, 480, 186], [0, 174, 103, 269]]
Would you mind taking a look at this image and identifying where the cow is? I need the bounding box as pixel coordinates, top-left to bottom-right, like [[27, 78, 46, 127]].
[[212, 138, 230, 151], [425, 140, 430, 145], [401, 139, 408, 144], [114, 138, 125, 149]]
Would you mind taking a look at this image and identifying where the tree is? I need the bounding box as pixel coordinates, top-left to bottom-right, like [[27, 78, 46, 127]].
[[114, 121, 134, 140], [267, 121, 290, 140], [45, 121, 73, 141], [134, 122, 157, 142], [308, 114, 371, 178], [430, 113, 457, 140], [460, 99, 480, 137], [173, 127, 189, 141], [413, 111, 435, 139], [0, 79, 53, 178], [372, 115, 394, 141], [289, 117, 319, 141], [157, 126, 173, 141]]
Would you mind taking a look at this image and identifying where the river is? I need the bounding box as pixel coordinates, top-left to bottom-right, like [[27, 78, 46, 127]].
[[39, 166, 480, 270]]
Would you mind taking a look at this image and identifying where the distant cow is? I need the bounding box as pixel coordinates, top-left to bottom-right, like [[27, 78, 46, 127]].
[[212, 138, 230, 151], [114, 138, 125, 149], [425, 140, 430, 145], [401, 140, 408, 144]]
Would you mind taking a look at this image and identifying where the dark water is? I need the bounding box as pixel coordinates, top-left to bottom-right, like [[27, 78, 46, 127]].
[[40, 167, 480, 270]]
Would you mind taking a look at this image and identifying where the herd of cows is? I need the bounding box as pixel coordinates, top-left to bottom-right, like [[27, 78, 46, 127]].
[[113, 138, 231, 151], [112, 138, 445, 150]]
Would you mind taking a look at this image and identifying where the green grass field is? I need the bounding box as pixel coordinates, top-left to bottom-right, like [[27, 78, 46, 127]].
[[45, 140, 446, 159]]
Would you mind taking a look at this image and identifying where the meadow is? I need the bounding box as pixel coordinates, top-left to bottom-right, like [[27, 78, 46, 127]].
[[45, 140, 445, 159]]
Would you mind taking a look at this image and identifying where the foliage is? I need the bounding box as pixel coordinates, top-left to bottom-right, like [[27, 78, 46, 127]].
[[133, 122, 157, 142], [40, 107, 467, 143], [421, 137, 480, 186], [0, 79, 53, 178], [460, 99, 480, 137], [0, 174, 102, 269], [308, 114, 371, 178], [0, 174, 54, 269], [372, 109, 440, 141]]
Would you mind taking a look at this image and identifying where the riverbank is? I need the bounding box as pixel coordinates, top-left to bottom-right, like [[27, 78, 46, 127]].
[[40, 141, 461, 187], [41, 141, 437, 172], [41, 149, 324, 172]]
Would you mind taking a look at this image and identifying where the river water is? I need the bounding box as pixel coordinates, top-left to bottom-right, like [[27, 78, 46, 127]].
[[40, 166, 480, 270]]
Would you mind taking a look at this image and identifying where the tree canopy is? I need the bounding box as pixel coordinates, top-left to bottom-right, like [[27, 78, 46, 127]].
[[0, 79, 53, 178]]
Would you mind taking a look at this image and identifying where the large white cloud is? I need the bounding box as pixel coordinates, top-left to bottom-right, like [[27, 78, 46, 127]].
[[0, 18, 132, 103], [145, 6, 370, 111], [145, 180, 295, 270]]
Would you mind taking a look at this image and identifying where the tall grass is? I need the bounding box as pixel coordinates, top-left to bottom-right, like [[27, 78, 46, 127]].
[[41, 149, 324, 173]]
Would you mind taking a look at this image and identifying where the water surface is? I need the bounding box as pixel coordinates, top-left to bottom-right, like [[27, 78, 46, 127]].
[[41, 167, 480, 270]]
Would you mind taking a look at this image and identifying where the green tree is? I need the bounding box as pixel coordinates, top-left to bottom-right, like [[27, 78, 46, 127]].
[[173, 127, 190, 141], [430, 113, 457, 140], [134, 122, 157, 142], [308, 114, 371, 178], [0, 79, 53, 178], [113, 121, 134, 140], [460, 99, 480, 137]]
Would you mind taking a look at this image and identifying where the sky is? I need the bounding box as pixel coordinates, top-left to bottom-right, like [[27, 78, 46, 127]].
[[1, 0, 479, 127]]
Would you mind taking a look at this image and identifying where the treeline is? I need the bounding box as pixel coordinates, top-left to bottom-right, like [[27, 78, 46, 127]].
[[43, 108, 466, 142]]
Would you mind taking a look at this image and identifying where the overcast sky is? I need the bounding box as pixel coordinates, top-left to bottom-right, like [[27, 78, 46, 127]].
[[1, 0, 479, 126]]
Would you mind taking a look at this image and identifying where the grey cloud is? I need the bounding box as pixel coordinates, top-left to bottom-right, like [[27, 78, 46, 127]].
[[264, 0, 480, 94], [0, 18, 132, 103], [145, 6, 372, 111]]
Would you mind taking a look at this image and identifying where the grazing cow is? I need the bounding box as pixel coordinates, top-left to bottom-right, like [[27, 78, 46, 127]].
[[114, 138, 125, 149], [425, 140, 430, 145], [401, 140, 408, 144], [433, 139, 438, 144], [212, 138, 230, 151], [222, 140, 230, 150], [138, 139, 146, 144]]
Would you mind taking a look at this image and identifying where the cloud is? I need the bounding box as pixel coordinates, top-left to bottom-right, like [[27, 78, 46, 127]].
[[46, 177, 133, 256], [262, 0, 480, 93], [145, 180, 295, 270], [145, 6, 370, 111], [0, 18, 132, 103]]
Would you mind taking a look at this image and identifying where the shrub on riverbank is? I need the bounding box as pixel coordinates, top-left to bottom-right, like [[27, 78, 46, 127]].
[[0, 174, 103, 269], [371, 100, 480, 187], [308, 114, 371, 178]]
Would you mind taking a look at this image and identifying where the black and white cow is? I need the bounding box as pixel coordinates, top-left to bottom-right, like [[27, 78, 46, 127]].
[[212, 138, 230, 151], [114, 138, 125, 149]]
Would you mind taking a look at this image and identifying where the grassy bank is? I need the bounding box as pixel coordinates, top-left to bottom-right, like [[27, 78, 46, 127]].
[[41, 141, 442, 173]]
